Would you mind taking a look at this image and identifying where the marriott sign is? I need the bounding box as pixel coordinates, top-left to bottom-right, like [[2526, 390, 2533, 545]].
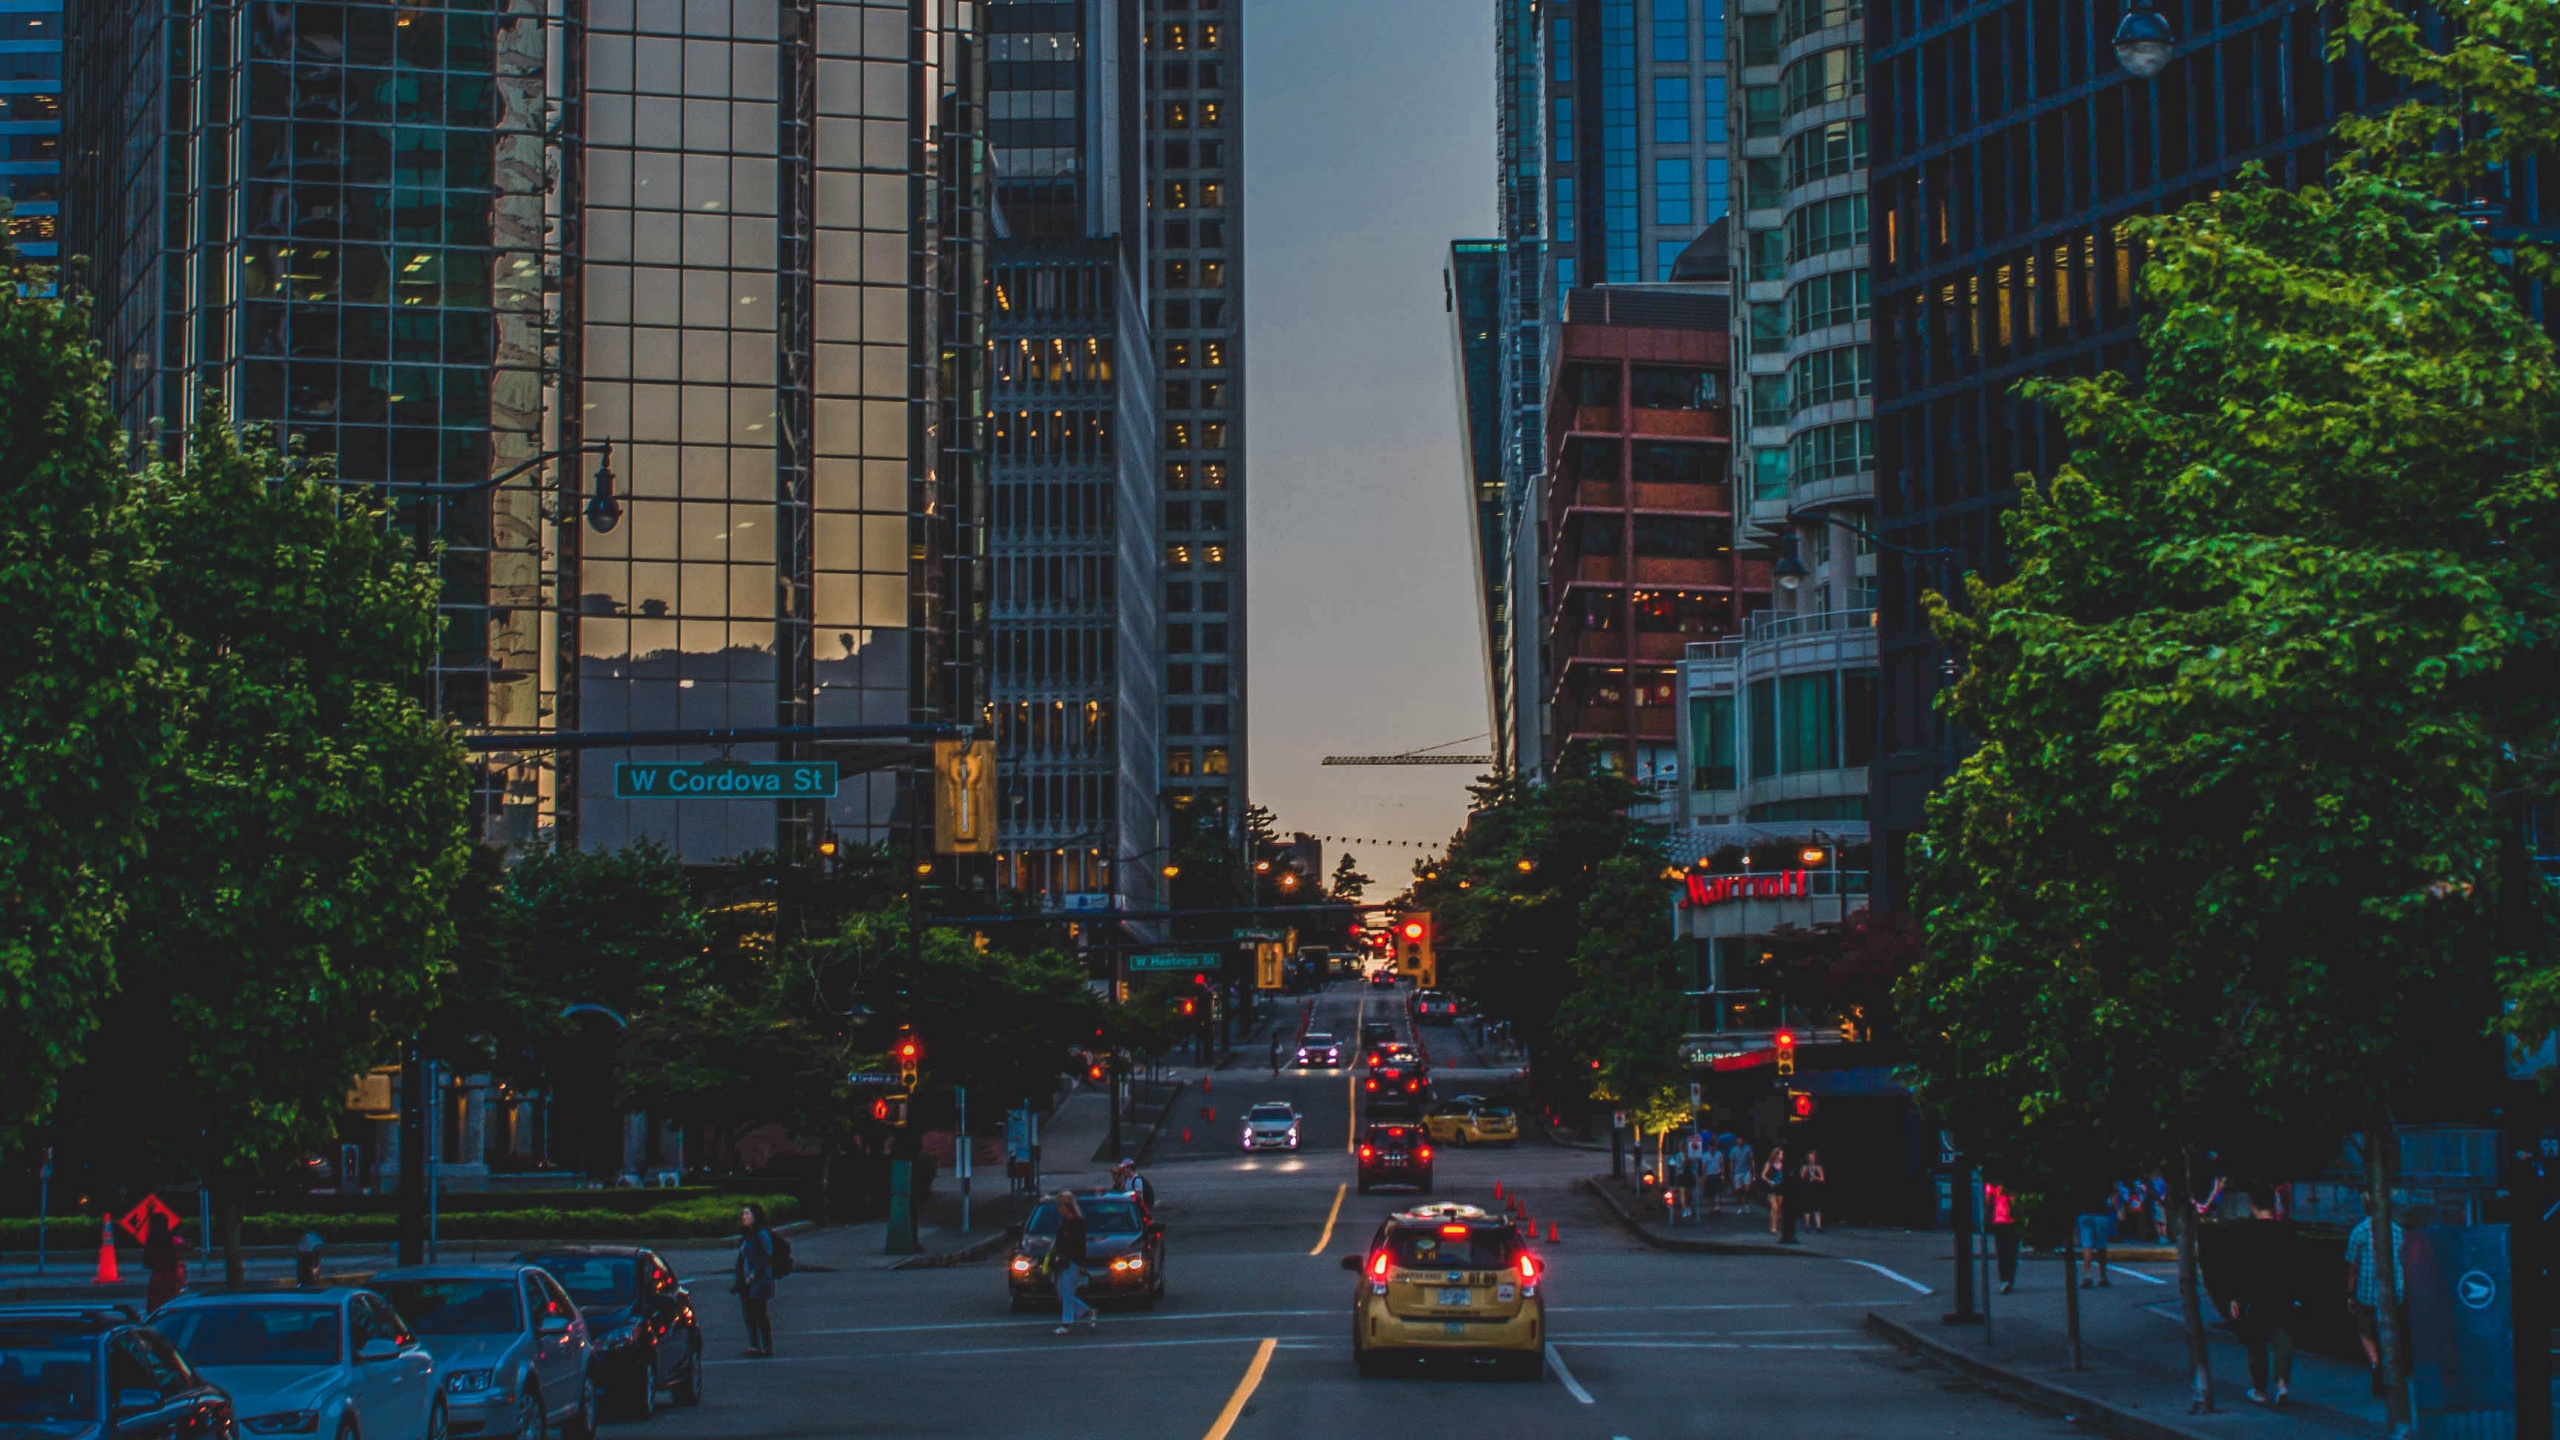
[[1679, 869, 1810, 907]]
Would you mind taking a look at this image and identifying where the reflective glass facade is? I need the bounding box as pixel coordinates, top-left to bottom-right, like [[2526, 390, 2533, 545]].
[[0, 2, 60, 266]]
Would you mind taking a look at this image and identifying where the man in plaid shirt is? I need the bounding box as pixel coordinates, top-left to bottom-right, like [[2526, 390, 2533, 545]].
[[2343, 1214, 2406, 1397]]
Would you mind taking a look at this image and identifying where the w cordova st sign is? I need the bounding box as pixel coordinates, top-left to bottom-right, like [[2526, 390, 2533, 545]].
[[615, 760, 841, 800], [1678, 869, 1810, 907]]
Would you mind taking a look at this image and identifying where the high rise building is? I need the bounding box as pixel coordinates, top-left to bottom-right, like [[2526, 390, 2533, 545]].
[[985, 0, 1167, 909], [1864, 0, 2397, 900], [0, 1, 59, 267], [1142, 0, 1243, 854], [68, 0, 991, 859], [1446, 239, 1511, 765], [1541, 0, 1733, 299]]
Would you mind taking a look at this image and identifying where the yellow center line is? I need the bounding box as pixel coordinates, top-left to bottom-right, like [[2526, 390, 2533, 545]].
[[1309, 1182, 1347, 1257], [1201, 1337, 1278, 1440]]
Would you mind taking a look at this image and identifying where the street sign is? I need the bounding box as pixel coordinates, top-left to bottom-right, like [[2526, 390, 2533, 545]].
[[119, 1193, 178, 1245], [847, 1071, 901, 1086], [1129, 951, 1220, 972], [1060, 893, 1115, 914], [615, 760, 839, 799], [1232, 928, 1283, 942]]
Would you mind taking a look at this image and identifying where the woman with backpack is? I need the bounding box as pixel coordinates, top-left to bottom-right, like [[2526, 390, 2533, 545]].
[[734, 1203, 783, 1357]]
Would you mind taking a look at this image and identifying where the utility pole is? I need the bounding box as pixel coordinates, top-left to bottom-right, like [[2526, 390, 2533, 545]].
[[1949, 1154, 1980, 1322], [398, 1038, 426, 1266]]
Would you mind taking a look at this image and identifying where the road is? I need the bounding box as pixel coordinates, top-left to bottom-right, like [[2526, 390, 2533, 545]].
[[624, 979, 2077, 1438]]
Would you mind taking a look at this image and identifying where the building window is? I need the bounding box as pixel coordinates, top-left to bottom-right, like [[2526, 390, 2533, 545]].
[[1749, 226, 1786, 280], [1167, 582, 1195, 612], [1168, 747, 1196, 775], [1787, 345, 1871, 411], [1785, 193, 1868, 262], [1744, 86, 1783, 138], [1653, 158, 1692, 228], [1749, 300, 1788, 353], [1167, 707, 1195, 736], [1689, 694, 1736, 788], [1752, 446, 1790, 501], [1749, 373, 1789, 428], [1652, 0, 1688, 61], [1200, 705, 1231, 733], [1743, 13, 1780, 66], [1652, 76, 1689, 145], [1169, 622, 1196, 652], [1551, 14, 1573, 80], [1203, 746, 1231, 776], [1779, 0, 1862, 43], [1704, 78, 1728, 145], [1169, 663, 1195, 695], [1787, 268, 1871, 333], [1780, 672, 1840, 771], [1780, 46, 1864, 115], [1553, 177, 1576, 243], [1747, 677, 1776, 779], [1789, 419, 1873, 482], [1783, 119, 1868, 190], [1166, 460, 1193, 489], [1553, 96, 1574, 163], [1702, 0, 1727, 47], [1657, 239, 1690, 279]]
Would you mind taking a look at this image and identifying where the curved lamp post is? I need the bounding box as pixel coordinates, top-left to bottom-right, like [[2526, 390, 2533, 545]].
[[2111, 0, 2175, 77]]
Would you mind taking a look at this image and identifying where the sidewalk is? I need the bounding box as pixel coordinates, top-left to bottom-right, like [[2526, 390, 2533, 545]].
[[1576, 1173, 2392, 1440]]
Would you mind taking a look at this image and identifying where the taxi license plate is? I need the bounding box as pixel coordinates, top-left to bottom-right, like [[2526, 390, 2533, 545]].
[[1436, 1287, 1471, 1307]]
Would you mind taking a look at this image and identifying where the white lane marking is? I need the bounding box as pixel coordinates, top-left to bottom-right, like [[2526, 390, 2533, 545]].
[[800, 1308, 1332, 1336], [1565, 1340, 1889, 1352], [1555, 1299, 1906, 1314], [1545, 1343, 1596, 1404], [2107, 1263, 2170, 1285], [1840, 1258, 1933, 1294]]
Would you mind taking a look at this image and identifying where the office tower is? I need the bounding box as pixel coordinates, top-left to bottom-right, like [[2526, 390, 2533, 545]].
[[985, 0, 1166, 909], [1541, 0, 1733, 298], [1142, 0, 1242, 853], [0, 2, 58, 267], [69, 0, 989, 859], [1864, 0, 2388, 899], [1446, 239, 1511, 765]]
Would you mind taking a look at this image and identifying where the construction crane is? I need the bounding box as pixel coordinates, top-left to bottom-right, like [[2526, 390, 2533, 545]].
[[1321, 734, 1496, 767]]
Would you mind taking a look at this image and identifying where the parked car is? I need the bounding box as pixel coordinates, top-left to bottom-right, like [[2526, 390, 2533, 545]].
[[155, 1287, 442, 1440], [514, 1247, 703, 1420], [370, 1265, 594, 1440], [0, 1303, 235, 1440]]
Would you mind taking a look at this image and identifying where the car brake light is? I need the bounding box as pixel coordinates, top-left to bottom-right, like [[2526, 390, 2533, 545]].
[[1418, 1146, 1433, 1160], [1370, 1250, 1393, 1280], [1440, 1223, 1469, 1236], [1359, 1145, 1373, 1160], [1517, 1252, 1539, 1282], [1365, 1079, 1377, 1091]]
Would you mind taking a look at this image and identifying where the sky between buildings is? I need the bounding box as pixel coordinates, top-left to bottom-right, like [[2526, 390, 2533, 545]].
[[1244, 0, 1497, 879]]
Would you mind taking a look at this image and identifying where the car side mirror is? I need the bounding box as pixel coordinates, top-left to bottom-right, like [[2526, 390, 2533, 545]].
[[538, 1314, 572, 1337], [1339, 1255, 1362, 1271], [356, 1336, 402, 1363], [114, 1388, 161, 1417]]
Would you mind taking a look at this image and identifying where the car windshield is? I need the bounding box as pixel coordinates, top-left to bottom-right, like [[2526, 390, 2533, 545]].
[[1301, 1033, 1333, 1045], [1476, 1105, 1514, 1118], [1386, 1226, 1520, 1268], [527, 1256, 634, 1309], [371, 1280, 522, 1335], [0, 1322, 96, 1423], [1249, 1104, 1294, 1121], [156, 1306, 341, 1367], [1023, 1199, 1146, 1237]]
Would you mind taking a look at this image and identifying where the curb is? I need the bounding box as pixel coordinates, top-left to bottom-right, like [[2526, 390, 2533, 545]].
[[1862, 1311, 2210, 1440], [892, 1227, 1016, 1271], [1577, 1176, 1828, 1258]]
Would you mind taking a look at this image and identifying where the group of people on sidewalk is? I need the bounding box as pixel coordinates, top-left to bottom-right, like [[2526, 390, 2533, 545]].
[[1657, 1133, 1827, 1234]]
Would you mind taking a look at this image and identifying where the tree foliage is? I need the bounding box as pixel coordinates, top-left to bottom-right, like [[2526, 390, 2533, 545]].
[[62, 419, 473, 1207], [1899, 169, 2558, 1194], [0, 235, 173, 1146]]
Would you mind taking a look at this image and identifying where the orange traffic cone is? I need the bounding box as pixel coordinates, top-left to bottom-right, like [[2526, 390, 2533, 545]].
[[1494, 1181, 1504, 1199], [1547, 1221, 1559, 1243], [1205, 1107, 1216, 1122], [1181, 1127, 1191, 1143], [93, 1216, 119, 1284], [1202, 1077, 1211, 1092]]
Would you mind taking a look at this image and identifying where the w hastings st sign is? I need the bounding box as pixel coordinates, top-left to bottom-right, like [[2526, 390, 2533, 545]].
[[1679, 869, 1811, 908]]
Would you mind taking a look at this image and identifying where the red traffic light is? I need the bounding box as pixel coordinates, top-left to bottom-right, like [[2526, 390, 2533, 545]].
[[1774, 1030, 1795, 1049], [896, 1037, 922, 1062], [1193, 972, 1209, 987], [1087, 1064, 1105, 1083], [1179, 999, 1197, 1016], [1401, 919, 1425, 941]]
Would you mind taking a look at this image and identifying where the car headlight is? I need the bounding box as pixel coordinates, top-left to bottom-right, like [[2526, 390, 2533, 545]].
[[1110, 1256, 1145, 1272], [1011, 1255, 1034, 1273], [242, 1413, 321, 1435], [444, 1369, 497, 1394], [594, 1320, 642, 1350]]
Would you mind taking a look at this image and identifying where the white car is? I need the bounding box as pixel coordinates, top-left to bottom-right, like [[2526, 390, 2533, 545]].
[[154, 1287, 444, 1440], [1242, 1101, 1302, 1151], [1294, 1033, 1343, 1068]]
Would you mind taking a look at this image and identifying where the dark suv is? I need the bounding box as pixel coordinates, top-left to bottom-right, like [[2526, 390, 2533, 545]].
[[1356, 1123, 1435, 1193], [1363, 1059, 1431, 1114], [0, 1304, 235, 1440]]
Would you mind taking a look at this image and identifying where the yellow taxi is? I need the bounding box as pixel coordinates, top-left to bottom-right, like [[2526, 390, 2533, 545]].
[[1420, 1096, 1520, 1148], [1344, 1203, 1543, 1378]]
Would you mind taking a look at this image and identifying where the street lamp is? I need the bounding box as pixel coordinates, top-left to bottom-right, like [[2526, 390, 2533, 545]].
[[2111, 0, 2175, 77], [358, 440, 623, 534]]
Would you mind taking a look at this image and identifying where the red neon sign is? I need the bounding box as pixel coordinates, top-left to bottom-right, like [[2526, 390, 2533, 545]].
[[1678, 869, 1810, 907]]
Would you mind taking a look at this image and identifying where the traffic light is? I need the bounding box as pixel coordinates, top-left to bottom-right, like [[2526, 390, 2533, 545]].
[[895, 1031, 923, 1090], [1179, 997, 1198, 1018], [1787, 1090, 1817, 1123], [1774, 1029, 1796, 1076], [871, 1094, 910, 1126], [1397, 912, 1435, 987]]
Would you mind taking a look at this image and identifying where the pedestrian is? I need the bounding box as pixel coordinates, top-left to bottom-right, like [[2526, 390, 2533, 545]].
[[733, 1203, 777, 1357], [2225, 1186, 2300, 1407], [1269, 1033, 1282, 1076], [1986, 1181, 2020, 1293], [1763, 1145, 1788, 1235], [1049, 1191, 1099, 1335], [1730, 1135, 1756, 1211], [1700, 1136, 1727, 1217], [143, 1212, 187, 1312], [2344, 1206, 2407, 1400], [2076, 1187, 2117, 1289], [1802, 1149, 1827, 1231], [1111, 1158, 1156, 1214]]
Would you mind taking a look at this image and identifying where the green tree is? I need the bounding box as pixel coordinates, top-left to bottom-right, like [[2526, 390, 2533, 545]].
[[63, 418, 472, 1281], [0, 233, 173, 1145], [1328, 852, 1372, 902], [1901, 169, 2556, 1414]]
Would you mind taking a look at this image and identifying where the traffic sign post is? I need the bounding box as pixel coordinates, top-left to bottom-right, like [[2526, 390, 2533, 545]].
[[614, 761, 840, 800], [847, 1071, 900, 1087], [1128, 951, 1220, 972]]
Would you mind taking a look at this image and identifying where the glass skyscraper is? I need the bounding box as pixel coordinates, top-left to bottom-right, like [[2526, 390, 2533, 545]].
[[69, 0, 990, 859], [0, 1, 59, 268]]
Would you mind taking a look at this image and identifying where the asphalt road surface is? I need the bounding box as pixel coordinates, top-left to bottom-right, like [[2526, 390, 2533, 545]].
[[622, 980, 2078, 1438]]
